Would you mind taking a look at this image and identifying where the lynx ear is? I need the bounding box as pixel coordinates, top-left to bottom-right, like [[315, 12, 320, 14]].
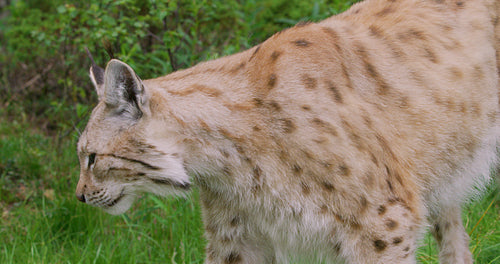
[[89, 64, 105, 98], [85, 47, 105, 98], [103, 59, 147, 119]]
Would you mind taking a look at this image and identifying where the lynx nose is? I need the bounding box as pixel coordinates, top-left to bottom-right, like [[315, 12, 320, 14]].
[[76, 193, 86, 203]]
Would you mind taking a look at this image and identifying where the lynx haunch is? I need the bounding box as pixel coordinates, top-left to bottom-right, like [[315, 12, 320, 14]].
[[76, 0, 500, 263]]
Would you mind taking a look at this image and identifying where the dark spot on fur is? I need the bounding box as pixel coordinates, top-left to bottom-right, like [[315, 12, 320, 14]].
[[376, 6, 394, 17], [320, 204, 329, 214], [386, 219, 398, 230], [301, 149, 315, 160], [313, 137, 327, 144], [471, 102, 481, 117], [376, 134, 398, 162], [303, 75, 317, 89], [449, 67, 463, 80], [235, 144, 245, 155], [366, 62, 390, 95], [334, 213, 361, 229], [434, 224, 443, 242], [342, 120, 364, 150], [333, 241, 342, 252], [292, 164, 303, 175], [230, 62, 246, 73], [199, 119, 212, 132], [253, 166, 262, 182], [397, 95, 409, 108], [270, 51, 282, 61], [321, 26, 339, 40], [301, 181, 311, 195], [293, 39, 311, 47], [302, 105, 311, 111], [253, 98, 264, 107], [374, 239, 387, 252], [322, 181, 335, 192], [424, 47, 438, 63], [473, 65, 485, 80], [398, 28, 426, 41], [363, 172, 375, 188], [339, 164, 351, 176], [280, 118, 296, 133], [370, 153, 379, 166], [312, 118, 338, 136], [378, 205, 387, 215], [222, 166, 232, 176], [388, 196, 403, 206], [230, 216, 240, 227], [268, 100, 282, 111], [328, 82, 343, 103], [393, 237, 403, 244], [321, 27, 342, 52], [220, 235, 232, 243], [360, 196, 368, 212], [224, 252, 242, 264], [341, 63, 353, 90], [251, 165, 263, 192], [268, 74, 277, 88], [249, 45, 261, 62], [386, 179, 394, 192], [369, 25, 384, 38], [403, 246, 410, 252], [354, 43, 391, 95]]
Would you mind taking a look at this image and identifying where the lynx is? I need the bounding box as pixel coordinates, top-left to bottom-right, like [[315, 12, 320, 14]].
[[76, 0, 500, 263]]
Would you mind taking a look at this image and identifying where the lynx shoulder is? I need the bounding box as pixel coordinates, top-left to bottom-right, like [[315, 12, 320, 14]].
[[76, 0, 499, 263]]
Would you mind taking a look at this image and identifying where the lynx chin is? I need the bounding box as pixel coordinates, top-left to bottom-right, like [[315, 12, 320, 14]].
[[76, 0, 500, 263]]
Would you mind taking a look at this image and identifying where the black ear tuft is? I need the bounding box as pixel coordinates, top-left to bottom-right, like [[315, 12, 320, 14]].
[[90, 64, 105, 89], [90, 65, 104, 86], [86, 47, 105, 98]]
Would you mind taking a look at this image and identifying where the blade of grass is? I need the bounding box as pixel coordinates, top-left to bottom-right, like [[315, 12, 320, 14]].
[[469, 192, 498, 237]]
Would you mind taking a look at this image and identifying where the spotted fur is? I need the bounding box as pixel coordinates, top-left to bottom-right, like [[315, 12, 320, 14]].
[[76, 0, 500, 263]]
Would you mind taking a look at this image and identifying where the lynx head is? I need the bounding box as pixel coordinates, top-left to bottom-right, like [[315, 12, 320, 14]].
[[76, 59, 190, 215]]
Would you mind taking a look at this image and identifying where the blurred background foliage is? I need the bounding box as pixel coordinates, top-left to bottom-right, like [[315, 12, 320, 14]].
[[0, 0, 354, 135]]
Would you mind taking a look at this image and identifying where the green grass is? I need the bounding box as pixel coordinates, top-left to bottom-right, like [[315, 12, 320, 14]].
[[0, 115, 499, 264]]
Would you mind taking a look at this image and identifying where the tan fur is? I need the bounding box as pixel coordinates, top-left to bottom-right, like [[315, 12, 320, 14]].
[[76, 0, 500, 263]]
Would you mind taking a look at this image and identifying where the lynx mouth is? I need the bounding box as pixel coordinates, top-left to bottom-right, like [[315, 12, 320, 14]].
[[102, 188, 136, 215], [149, 177, 191, 190], [106, 189, 125, 208]]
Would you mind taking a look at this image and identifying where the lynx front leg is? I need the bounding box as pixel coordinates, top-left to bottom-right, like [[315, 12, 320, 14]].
[[430, 205, 473, 264], [200, 190, 275, 264], [202, 215, 276, 264]]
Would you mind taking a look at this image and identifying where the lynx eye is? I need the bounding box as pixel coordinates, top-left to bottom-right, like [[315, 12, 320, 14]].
[[88, 153, 96, 170]]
